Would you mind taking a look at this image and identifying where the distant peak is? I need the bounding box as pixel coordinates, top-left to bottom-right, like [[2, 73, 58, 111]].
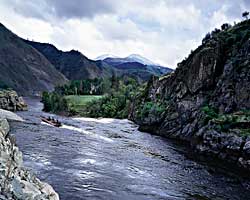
[[95, 54, 118, 60], [96, 53, 161, 66], [126, 54, 157, 66], [127, 54, 142, 58]]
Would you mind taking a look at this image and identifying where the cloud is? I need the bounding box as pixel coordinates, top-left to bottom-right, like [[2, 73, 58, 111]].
[[94, 16, 142, 41], [45, 0, 115, 19], [2, 0, 115, 20], [0, 0, 249, 68], [1, 0, 50, 20]]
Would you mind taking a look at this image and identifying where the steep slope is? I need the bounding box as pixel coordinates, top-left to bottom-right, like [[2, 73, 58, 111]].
[[130, 20, 250, 170], [25, 41, 115, 80], [0, 23, 67, 95]]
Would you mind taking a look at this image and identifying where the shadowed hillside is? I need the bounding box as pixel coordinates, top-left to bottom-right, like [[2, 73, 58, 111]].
[[25, 40, 114, 80], [0, 23, 67, 95]]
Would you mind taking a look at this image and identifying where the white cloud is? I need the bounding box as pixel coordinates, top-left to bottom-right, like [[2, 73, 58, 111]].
[[0, 2, 53, 41], [0, 0, 248, 68]]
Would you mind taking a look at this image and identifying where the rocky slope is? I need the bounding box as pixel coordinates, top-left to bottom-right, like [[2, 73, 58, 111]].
[[0, 115, 59, 199], [0, 23, 67, 95], [130, 20, 250, 170], [0, 90, 27, 111]]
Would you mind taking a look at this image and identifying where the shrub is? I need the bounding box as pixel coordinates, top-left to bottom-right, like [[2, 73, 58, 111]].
[[201, 106, 219, 120], [137, 101, 165, 119], [77, 78, 139, 119], [42, 91, 68, 113], [0, 81, 10, 90]]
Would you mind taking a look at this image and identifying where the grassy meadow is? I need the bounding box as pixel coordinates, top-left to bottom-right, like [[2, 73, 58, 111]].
[[65, 95, 103, 113]]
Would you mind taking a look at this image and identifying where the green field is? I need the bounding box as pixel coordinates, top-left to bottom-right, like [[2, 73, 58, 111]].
[[65, 95, 103, 111]]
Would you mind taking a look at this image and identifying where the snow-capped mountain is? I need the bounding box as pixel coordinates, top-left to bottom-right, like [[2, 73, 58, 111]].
[[126, 54, 157, 65], [95, 53, 173, 79], [95, 54, 118, 60], [96, 54, 158, 66]]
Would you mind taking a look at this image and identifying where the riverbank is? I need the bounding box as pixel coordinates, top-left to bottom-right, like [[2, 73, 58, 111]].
[[130, 20, 250, 172], [0, 91, 59, 199], [10, 98, 250, 200], [0, 114, 59, 199]]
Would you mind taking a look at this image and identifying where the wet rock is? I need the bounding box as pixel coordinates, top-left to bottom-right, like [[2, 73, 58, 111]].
[[0, 109, 24, 122], [0, 117, 59, 199], [0, 90, 27, 111], [243, 141, 250, 155]]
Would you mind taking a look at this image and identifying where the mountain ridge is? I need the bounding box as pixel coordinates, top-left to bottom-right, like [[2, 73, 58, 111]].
[[96, 53, 167, 67], [24, 40, 114, 81], [26, 40, 173, 82], [0, 23, 67, 95]]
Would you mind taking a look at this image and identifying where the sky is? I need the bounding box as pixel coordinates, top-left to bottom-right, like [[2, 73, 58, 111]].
[[0, 0, 249, 68]]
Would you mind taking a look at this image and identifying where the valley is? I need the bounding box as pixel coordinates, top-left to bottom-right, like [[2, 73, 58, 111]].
[[0, 2, 250, 199]]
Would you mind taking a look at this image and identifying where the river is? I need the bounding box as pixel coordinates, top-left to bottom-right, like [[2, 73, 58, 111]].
[[9, 98, 250, 200]]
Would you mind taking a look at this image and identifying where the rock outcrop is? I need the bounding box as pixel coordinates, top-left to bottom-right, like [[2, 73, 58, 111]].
[[130, 20, 250, 170], [0, 116, 59, 200], [0, 90, 27, 111]]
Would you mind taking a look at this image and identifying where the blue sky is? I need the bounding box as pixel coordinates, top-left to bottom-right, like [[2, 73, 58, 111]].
[[0, 0, 249, 68]]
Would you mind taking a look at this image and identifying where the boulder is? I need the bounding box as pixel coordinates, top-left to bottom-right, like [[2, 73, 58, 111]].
[[0, 90, 27, 111], [0, 109, 24, 122]]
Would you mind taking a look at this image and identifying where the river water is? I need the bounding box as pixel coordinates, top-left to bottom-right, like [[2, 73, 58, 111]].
[[10, 98, 250, 200]]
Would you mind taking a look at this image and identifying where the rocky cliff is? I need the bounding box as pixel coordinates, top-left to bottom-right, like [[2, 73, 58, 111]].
[[130, 20, 250, 170], [0, 116, 59, 200], [0, 90, 27, 111]]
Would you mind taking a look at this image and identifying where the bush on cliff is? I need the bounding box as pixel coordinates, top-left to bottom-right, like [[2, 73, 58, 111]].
[[0, 81, 10, 90], [136, 101, 165, 119], [202, 106, 250, 135]]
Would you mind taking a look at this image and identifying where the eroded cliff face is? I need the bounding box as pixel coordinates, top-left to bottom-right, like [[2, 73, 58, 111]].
[[0, 117, 59, 200], [0, 90, 27, 112], [130, 20, 250, 169]]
